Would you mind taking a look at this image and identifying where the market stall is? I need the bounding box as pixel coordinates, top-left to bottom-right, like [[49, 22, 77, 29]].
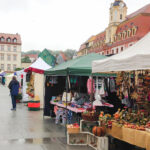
[[24, 57, 52, 108], [91, 32, 150, 150], [44, 53, 116, 126]]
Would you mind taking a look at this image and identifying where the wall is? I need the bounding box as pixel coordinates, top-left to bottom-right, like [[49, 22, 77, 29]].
[[34, 73, 45, 109]]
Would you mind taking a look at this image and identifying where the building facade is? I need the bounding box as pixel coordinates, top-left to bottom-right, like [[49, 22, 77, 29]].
[[78, 0, 150, 56], [0, 33, 21, 72], [22, 54, 38, 63]]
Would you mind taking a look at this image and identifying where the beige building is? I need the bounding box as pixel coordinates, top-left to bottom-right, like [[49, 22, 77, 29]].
[[0, 33, 21, 72], [21, 63, 32, 69]]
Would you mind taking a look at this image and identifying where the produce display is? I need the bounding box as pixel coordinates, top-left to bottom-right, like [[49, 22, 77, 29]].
[[82, 109, 99, 121], [67, 123, 80, 134], [26, 75, 34, 98], [99, 109, 150, 131], [99, 112, 112, 128]]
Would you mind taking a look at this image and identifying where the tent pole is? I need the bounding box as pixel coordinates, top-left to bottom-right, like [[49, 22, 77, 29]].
[[65, 71, 69, 138]]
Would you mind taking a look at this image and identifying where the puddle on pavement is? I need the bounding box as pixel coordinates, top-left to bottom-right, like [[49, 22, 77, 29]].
[[0, 137, 66, 145]]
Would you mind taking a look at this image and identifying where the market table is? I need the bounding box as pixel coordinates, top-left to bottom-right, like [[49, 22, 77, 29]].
[[106, 123, 150, 150], [50, 101, 86, 113], [50, 101, 114, 113]]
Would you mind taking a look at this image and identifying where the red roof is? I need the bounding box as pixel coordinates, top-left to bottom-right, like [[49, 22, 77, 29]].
[[127, 4, 150, 19], [117, 14, 150, 38], [60, 52, 67, 61], [79, 44, 86, 51], [23, 54, 38, 59], [0, 33, 21, 44], [93, 31, 105, 43]]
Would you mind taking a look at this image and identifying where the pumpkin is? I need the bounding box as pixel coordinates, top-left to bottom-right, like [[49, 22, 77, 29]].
[[100, 126, 106, 136], [92, 126, 102, 136], [92, 126, 106, 137]]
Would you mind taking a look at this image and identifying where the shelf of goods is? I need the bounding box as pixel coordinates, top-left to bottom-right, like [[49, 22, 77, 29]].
[[67, 120, 108, 150]]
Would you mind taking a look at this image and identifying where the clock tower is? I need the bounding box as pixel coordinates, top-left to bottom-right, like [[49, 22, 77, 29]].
[[105, 0, 127, 43]]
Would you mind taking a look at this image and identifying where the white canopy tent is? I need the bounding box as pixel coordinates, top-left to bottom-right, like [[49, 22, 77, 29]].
[[92, 32, 150, 73], [25, 57, 51, 73], [24, 57, 52, 108]]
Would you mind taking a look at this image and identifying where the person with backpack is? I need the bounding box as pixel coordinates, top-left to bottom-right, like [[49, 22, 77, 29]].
[[8, 76, 19, 111]]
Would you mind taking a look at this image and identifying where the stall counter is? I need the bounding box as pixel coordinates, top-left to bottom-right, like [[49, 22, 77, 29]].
[[106, 122, 150, 150]]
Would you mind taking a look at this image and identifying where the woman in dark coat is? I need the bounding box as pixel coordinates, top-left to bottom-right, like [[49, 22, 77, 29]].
[[8, 76, 19, 110]]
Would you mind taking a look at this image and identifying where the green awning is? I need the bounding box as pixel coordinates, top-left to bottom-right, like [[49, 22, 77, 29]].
[[44, 53, 107, 76], [38, 49, 56, 67]]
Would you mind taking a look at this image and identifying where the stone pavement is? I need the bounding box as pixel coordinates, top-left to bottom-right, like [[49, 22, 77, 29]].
[[0, 85, 93, 150]]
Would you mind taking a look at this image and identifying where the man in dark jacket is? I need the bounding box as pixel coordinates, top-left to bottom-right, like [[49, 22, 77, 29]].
[[8, 76, 19, 110]]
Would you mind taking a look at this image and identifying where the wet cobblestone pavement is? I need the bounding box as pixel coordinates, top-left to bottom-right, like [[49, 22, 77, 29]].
[[0, 85, 93, 150]]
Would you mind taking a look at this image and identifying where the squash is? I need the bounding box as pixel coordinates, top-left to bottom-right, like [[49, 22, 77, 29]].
[[100, 126, 106, 136], [92, 126, 106, 137], [92, 126, 101, 136]]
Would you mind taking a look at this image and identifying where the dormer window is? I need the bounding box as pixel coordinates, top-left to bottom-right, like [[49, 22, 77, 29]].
[[13, 38, 17, 43], [127, 30, 130, 37], [7, 38, 11, 42], [0, 37, 5, 42]]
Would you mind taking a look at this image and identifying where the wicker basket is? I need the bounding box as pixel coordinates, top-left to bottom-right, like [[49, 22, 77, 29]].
[[82, 113, 99, 122], [67, 126, 80, 134]]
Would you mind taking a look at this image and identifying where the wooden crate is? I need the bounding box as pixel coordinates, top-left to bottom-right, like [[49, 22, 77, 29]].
[[67, 133, 88, 145], [67, 126, 80, 134], [80, 120, 100, 133]]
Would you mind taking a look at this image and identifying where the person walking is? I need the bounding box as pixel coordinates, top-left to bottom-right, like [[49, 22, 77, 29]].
[[8, 76, 19, 111]]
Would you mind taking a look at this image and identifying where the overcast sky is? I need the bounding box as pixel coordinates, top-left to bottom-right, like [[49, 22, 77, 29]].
[[0, 0, 149, 52]]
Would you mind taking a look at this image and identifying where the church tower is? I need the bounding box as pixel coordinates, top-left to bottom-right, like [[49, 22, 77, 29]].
[[105, 0, 127, 43]]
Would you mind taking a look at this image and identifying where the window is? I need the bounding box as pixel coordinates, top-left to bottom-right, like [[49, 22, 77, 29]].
[[1, 64, 4, 70], [0, 37, 5, 42], [107, 51, 109, 55], [13, 55, 17, 61], [7, 38, 11, 42], [13, 64, 17, 71], [13, 38, 17, 43], [7, 54, 11, 61], [1, 45, 4, 51], [121, 47, 124, 51], [120, 14, 122, 20], [114, 10, 118, 21], [13, 46, 17, 51], [7, 46, 11, 51], [128, 30, 130, 37], [116, 48, 119, 54], [0, 53, 4, 60], [7, 64, 11, 71], [132, 28, 137, 36]]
